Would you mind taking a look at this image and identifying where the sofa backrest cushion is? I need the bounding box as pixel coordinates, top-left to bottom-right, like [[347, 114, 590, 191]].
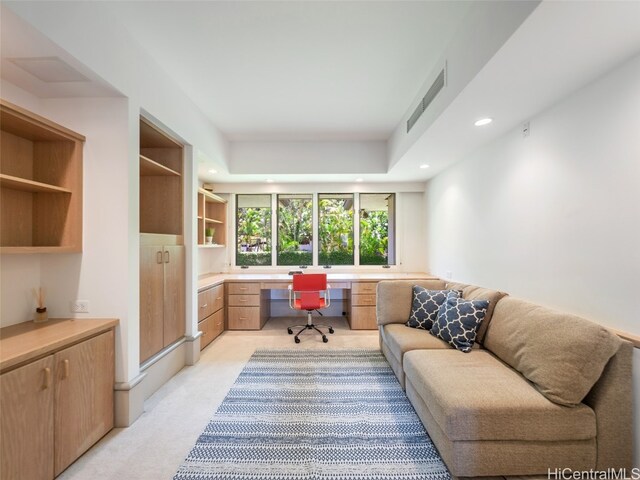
[[484, 297, 622, 406], [446, 282, 508, 345], [406, 287, 461, 330], [377, 279, 446, 326]]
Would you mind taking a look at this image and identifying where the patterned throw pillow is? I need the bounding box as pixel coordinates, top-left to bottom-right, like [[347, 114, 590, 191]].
[[430, 292, 489, 352], [406, 287, 461, 330]]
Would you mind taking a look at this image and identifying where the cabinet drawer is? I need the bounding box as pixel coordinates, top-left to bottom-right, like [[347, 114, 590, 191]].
[[227, 283, 260, 295], [211, 284, 224, 312], [210, 309, 224, 338], [351, 282, 377, 295], [262, 282, 291, 290], [228, 306, 261, 330], [351, 293, 376, 306], [228, 294, 260, 307], [350, 306, 377, 330], [197, 289, 214, 321]]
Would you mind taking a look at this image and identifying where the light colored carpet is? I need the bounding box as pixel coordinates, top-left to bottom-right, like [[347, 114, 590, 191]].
[[58, 317, 379, 480]]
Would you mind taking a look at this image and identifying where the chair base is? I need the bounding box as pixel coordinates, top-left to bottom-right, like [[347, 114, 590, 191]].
[[287, 311, 334, 343]]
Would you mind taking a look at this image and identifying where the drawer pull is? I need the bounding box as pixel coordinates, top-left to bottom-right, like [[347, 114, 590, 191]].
[[239, 317, 247, 320], [63, 359, 70, 379], [239, 299, 247, 302], [201, 304, 208, 308], [43, 367, 51, 390], [239, 287, 247, 291]]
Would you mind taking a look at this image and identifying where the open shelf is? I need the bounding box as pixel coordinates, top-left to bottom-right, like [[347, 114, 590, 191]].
[[139, 155, 181, 177], [0, 174, 72, 194], [1, 99, 84, 253], [197, 188, 227, 246]]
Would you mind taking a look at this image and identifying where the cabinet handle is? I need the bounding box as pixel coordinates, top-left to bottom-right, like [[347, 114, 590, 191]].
[[43, 367, 51, 390], [216, 297, 222, 301], [164, 251, 170, 263], [239, 317, 247, 320], [239, 299, 247, 302], [201, 304, 208, 308], [63, 359, 70, 379], [239, 287, 247, 291], [156, 251, 163, 264]]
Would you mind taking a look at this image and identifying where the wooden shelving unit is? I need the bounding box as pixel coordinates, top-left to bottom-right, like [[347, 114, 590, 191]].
[[197, 188, 227, 247], [0, 99, 85, 254], [139, 116, 185, 366], [139, 118, 183, 237]]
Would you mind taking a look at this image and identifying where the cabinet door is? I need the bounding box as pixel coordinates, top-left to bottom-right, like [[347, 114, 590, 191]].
[[54, 331, 114, 476], [163, 245, 185, 347], [140, 245, 164, 362], [1, 356, 54, 480]]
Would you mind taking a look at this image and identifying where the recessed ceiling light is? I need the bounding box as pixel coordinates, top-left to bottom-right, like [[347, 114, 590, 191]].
[[208, 169, 217, 174], [474, 118, 493, 126], [355, 178, 363, 182], [419, 164, 430, 169], [266, 179, 274, 183]]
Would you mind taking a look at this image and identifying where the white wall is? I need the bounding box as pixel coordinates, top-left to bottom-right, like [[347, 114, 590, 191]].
[[425, 54, 640, 465]]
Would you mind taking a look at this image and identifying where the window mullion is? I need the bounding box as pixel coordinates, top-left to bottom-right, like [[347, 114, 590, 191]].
[[354, 192, 360, 267], [312, 192, 319, 267]]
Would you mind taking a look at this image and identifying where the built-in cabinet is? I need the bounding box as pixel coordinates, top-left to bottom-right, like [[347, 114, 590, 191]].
[[227, 282, 270, 330], [349, 282, 378, 329], [197, 188, 227, 247], [0, 99, 84, 253], [197, 283, 225, 349], [140, 243, 185, 363], [139, 117, 185, 365], [0, 319, 116, 480]]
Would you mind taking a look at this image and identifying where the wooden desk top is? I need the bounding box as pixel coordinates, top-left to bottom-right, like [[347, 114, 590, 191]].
[[0, 318, 118, 373], [198, 272, 438, 292]]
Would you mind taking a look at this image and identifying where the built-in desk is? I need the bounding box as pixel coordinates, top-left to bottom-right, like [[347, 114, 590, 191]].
[[197, 272, 437, 330]]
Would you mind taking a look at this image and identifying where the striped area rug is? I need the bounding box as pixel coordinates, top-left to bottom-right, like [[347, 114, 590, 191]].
[[174, 349, 450, 480]]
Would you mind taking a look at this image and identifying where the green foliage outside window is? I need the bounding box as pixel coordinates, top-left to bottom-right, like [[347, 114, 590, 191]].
[[277, 196, 313, 266], [318, 196, 353, 265], [236, 205, 271, 266], [360, 211, 389, 265]]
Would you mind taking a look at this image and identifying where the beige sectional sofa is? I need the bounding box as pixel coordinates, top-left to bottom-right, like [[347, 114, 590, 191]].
[[377, 279, 633, 477]]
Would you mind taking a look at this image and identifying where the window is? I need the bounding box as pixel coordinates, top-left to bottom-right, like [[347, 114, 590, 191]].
[[236, 194, 272, 266], [277, 194, 313, 266], [359, 193, 395, 265], [318, 193, 354, 265]]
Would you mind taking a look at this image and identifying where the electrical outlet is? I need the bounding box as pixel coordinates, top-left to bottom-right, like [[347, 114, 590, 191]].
[[445, 271, 453, 279], [71, 300, 89, 313], [522, 121, 530, 137]]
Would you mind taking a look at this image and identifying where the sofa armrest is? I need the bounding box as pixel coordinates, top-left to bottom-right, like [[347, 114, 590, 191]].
[[376, 279, 446, 326], [583, 340, 634, 469]]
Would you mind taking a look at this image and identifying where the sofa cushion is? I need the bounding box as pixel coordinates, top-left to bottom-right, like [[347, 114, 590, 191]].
[[406, 287, 460, 330], [430, 293, 489, 352], [403, 349, 596, 442], [484, 297, 623, 406], [446, 282, 508, 345], [382, 323, 451, 364], [376, 279, 446, 326]]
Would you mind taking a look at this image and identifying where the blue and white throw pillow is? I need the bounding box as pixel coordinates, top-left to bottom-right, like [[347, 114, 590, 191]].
[[406, 287, 461, 330], [430, 292, 489, 352]]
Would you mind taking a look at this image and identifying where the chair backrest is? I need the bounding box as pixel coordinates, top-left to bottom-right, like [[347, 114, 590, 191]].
[[292, 273, 326, 292]]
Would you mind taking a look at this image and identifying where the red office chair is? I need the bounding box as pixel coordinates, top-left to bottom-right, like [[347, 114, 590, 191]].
[[288, 273, 334, 343]]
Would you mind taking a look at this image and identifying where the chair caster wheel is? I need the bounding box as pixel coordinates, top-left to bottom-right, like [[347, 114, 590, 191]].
[[328, 327, 334, 334], [287, 328, 293, 334], [295, 337, 300, 344], [322, 335, 328, 343]]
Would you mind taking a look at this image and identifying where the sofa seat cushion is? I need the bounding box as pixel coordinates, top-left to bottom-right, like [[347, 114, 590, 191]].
[[403, 349, 596, 442], [382, 323, 451, 363], [484, 297, 622, 406]]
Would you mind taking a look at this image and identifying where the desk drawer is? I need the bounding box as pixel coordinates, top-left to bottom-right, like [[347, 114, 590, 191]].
[[228, 294, 260, 307], [351, 293, 376, 306], [351, 282, 378, 295], [211, 284, 224, 312], [197, 289, 214, 321], [262, 282, 291, 290], [228, 306, 261, 330], [227, 283, 261, 295], [350, 306, 377, 330]]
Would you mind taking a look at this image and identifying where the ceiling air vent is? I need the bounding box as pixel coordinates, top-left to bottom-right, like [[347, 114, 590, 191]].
[[407, 67, 446, 133]]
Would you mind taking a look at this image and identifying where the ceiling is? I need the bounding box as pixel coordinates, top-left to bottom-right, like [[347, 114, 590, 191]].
[[106, 1, 473, 141]]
